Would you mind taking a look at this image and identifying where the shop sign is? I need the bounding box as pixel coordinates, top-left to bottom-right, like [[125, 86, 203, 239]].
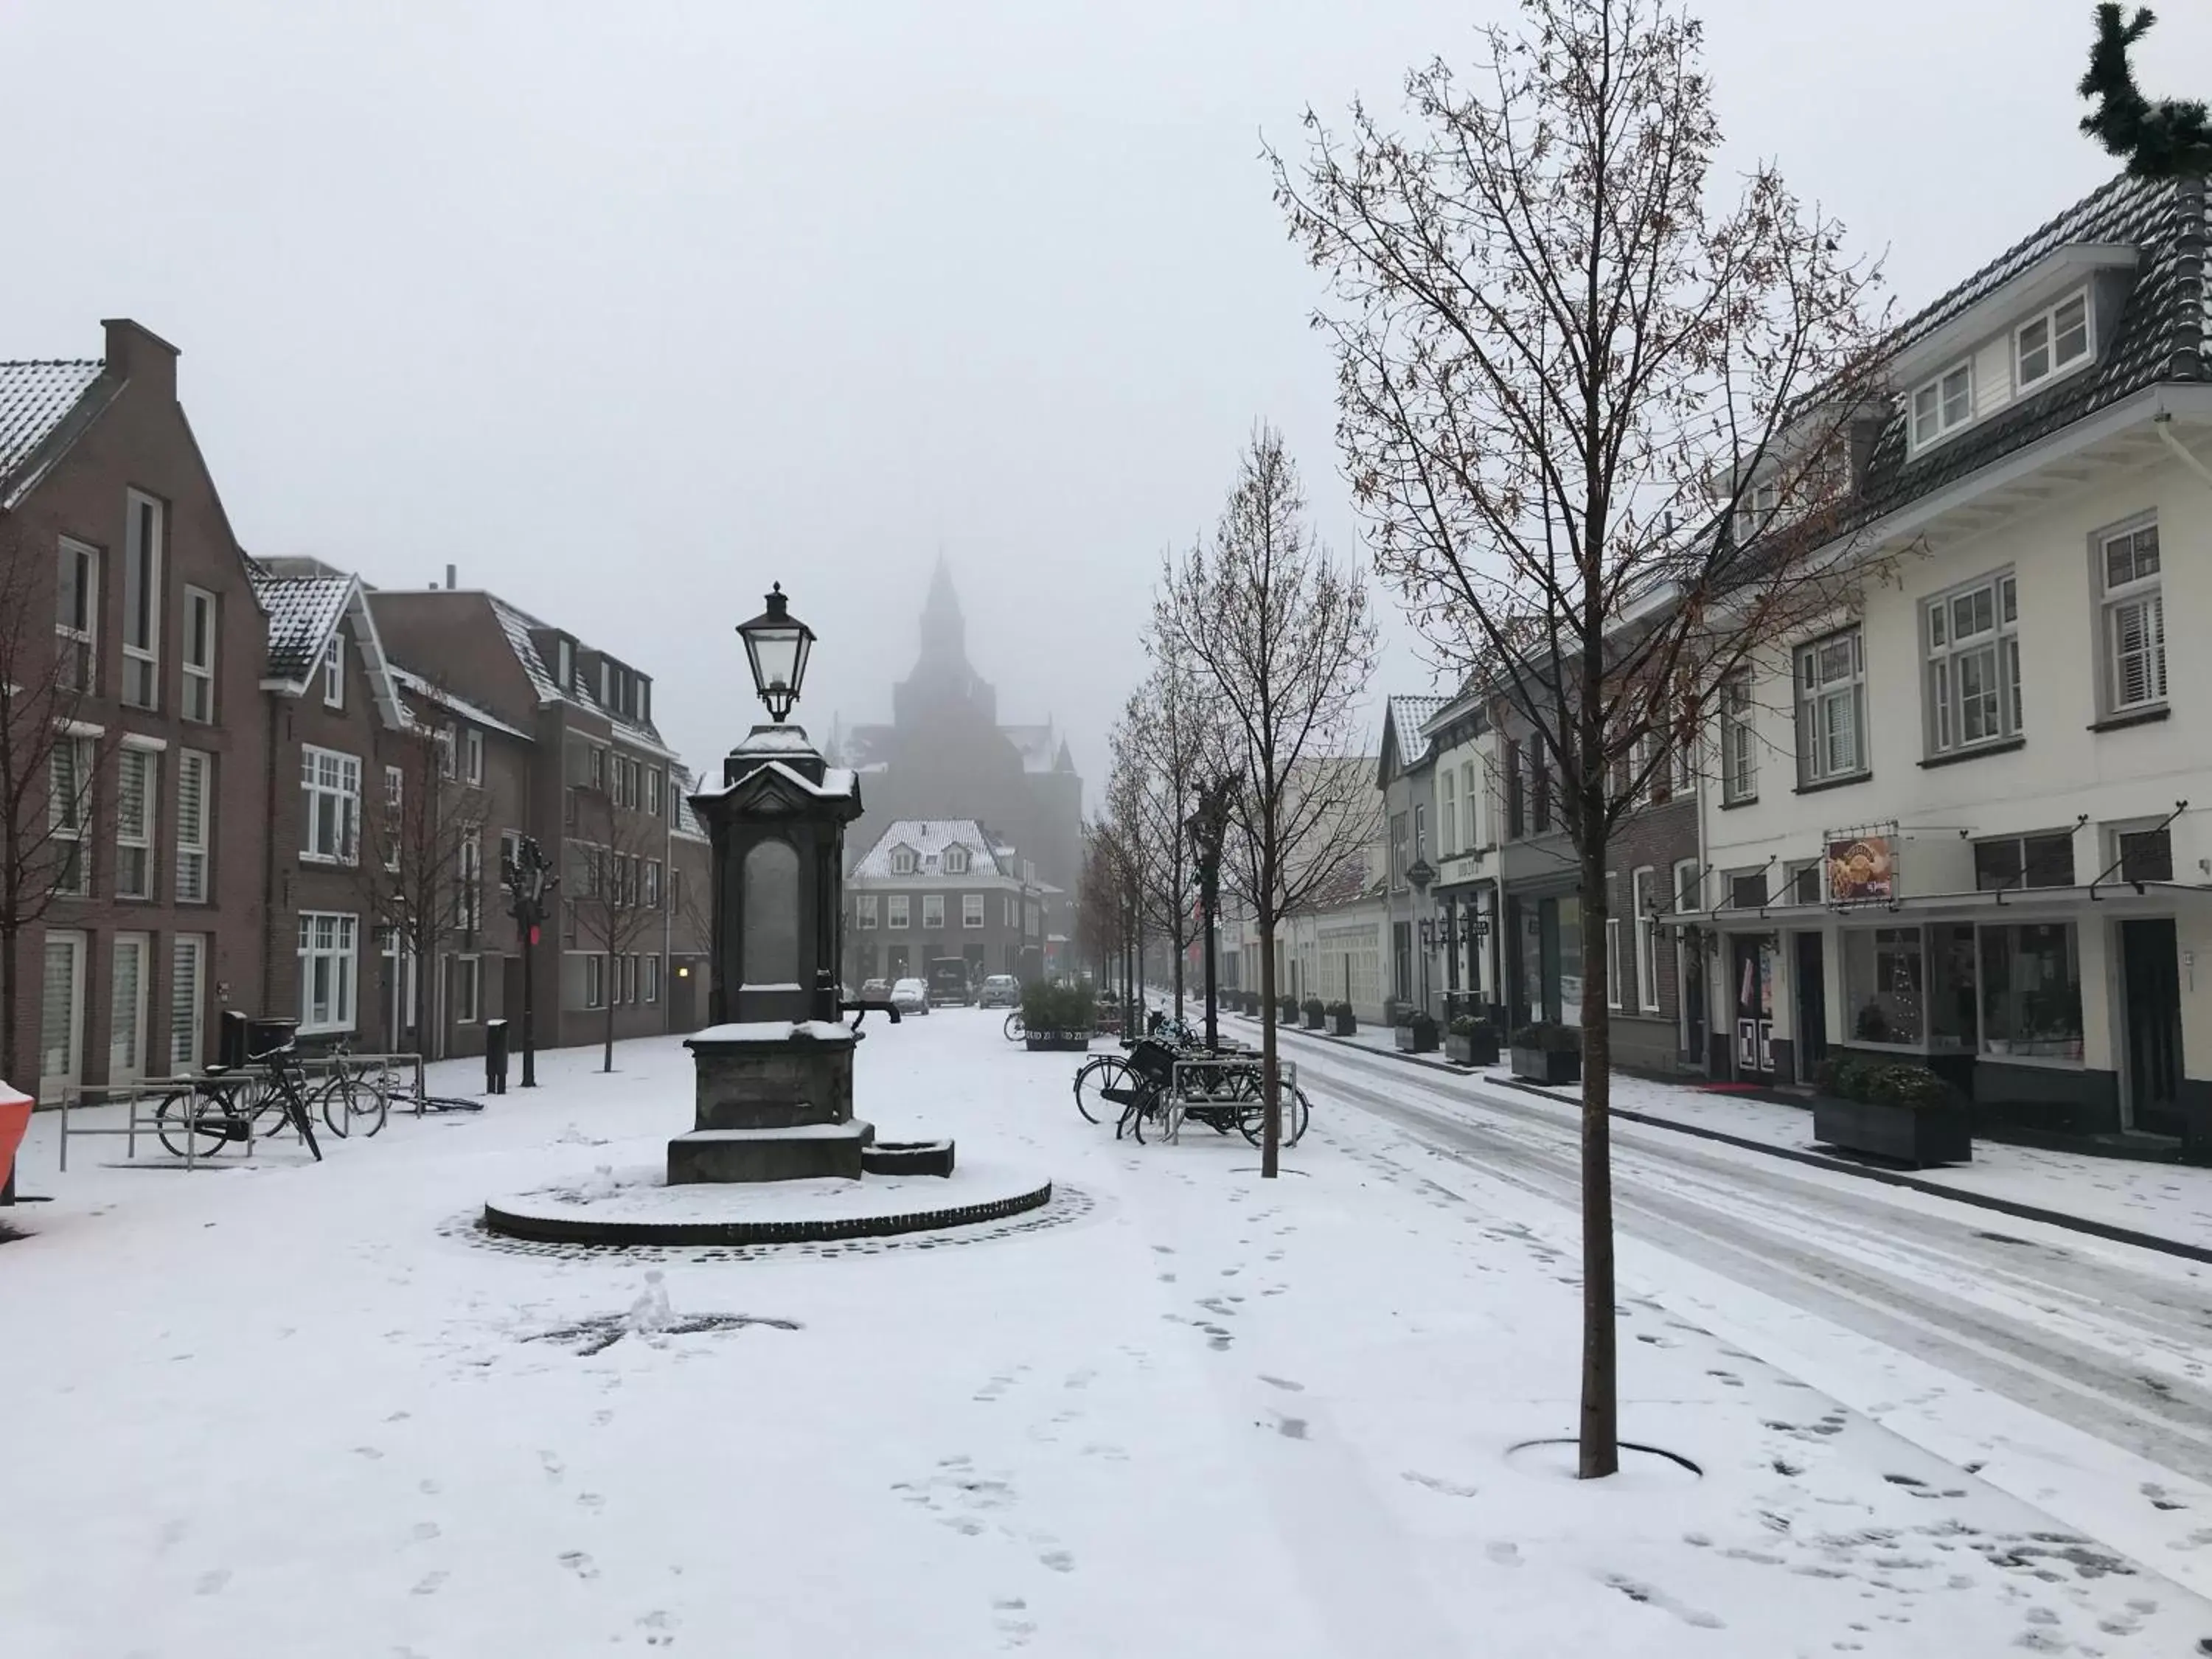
[[1825, 832, 1897, 905]]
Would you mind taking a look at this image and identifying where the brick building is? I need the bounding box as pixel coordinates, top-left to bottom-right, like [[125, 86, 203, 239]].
[[844, 819, 1047, 990]]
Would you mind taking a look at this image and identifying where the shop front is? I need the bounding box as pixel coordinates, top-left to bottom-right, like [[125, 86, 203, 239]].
[[1503, 881, 1583, 1032], [1430, 849, 1500, 1028]]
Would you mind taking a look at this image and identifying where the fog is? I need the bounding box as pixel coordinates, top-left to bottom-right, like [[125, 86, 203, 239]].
[[3, 0, 2201, 797]]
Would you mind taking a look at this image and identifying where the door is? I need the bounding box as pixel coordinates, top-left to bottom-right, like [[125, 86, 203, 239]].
[[110, 933, 150, 1084], [2121, 918, 2185, 1137], [1794, 932, 1829, 1077], [669, 963, 698, 1031], [169, 935, 206, 1076], [39, 931, 86, 1098], [1678, 933, 1708, 1069], [1732, 936, 1773, 1078]]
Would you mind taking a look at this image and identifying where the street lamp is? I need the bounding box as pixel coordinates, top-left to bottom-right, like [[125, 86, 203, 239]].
[[501, 835, 559, 1088], [736, 582, 815, 723], [1408, 858, 1435, 1015]]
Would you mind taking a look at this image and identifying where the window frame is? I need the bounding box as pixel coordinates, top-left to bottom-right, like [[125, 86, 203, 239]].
[[175, 748, 212, 904], [55, 537, 97, 693], [456, 955, 481, 1024], [180, 585, 216, 723], [2014, 286, 2093, 394], [857, 893, 878, 929], [922, 893, 945, 931], [2096, 515, 2165, 715], [48, 737, 93, 897], [463, 728, 484, 786], [299, 745, 362, 865], [1795, 627, 1868, 787], [321, 633, 345, 710], [644, 954, 661, 1004], [1924, 570, 2023, 756], [1909, 359, 1974, 451], [383, 765, 403, 872], [583, 951, 606, 1009], [1605, 916, 1624, 1009], [891, 848, 916, 876], [121, 490, 163, 710], [962, 893, 984, 928], [887, 894, 910, 929], [1632, 866, 1660, 1012], [296, 911, 359, 1034], [1719, 676, 1757, 803], [114, 745, 157, 901]]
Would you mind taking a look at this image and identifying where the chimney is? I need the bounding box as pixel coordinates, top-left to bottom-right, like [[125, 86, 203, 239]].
[[445, 563, 458, 591], [100, 319, 180, 400]]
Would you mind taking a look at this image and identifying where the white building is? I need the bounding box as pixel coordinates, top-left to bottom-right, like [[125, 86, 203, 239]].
[[1677, 171, 2212, 1152]]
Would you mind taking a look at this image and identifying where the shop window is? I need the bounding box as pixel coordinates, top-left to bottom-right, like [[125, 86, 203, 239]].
[[1843, 926, 1924, 1045], [1979, 923, 2083, 1060], [1973, 832, 2076, 891]]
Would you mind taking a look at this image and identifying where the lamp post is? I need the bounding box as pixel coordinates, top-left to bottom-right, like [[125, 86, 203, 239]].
[[501, 835, 558, 1088], [1186, 771, 1239, 1054], [737, 582, 815, 724], [1408, 858, 1436, 1016]]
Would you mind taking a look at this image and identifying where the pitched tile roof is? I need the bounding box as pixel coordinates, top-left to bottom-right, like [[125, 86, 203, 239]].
[[486, 594, 677, 758], [849, 818, 1015, 880], [389, 665, 535, 743], [253, 572, 355, 681], [1384, 695, 1449, 768], [0, 358, 108, 505]]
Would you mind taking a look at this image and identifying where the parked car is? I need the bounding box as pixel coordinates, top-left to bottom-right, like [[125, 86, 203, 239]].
[[860, 977, 891, 1002], [978, 974, 1020, 1009], [928, 958, 975, 1007], [890, 978, 931, 1017]]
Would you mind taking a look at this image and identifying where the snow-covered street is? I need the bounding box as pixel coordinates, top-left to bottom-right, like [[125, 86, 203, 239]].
[[5, 1013, 2211, 1656]]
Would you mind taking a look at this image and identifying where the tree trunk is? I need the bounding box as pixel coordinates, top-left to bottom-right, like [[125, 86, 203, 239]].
[[1577, 832, 1618, 1479], [602, 956, 616, 1072], [1258, 916, 1280, 1179]]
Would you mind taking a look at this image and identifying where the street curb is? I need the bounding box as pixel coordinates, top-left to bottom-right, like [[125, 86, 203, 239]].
[[1231, 1012, 2212, 1267]]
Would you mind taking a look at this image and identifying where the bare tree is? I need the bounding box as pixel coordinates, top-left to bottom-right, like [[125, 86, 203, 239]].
[[1119, 634, 1227, 1020], [1074, 821, 1128, 998], [571, 787, 669, 1071], [358, 719, 485, 1055], [1160, 426, 1381, 1178], [1273, 0, 1888, 1475], [0, 514, 123, 1127]]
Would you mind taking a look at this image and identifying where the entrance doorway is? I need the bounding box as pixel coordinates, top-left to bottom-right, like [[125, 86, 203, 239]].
[[1679, 932, 1708, 1069], [1794, 932, 1828, 1077], [2121, 918, 2186, 1137], [1731, 936, 1773, 1079]]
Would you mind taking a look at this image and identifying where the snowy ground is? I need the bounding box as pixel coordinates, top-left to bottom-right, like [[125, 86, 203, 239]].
[[4, 1014, 2211, 1656]]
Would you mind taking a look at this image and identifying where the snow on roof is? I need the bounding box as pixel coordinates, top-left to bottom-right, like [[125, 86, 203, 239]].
[[1385, 696, 1450, 768], [254, 572, 356, 681], [850, 818, 1012, 880], [695, 759, 859, 803], [389, 665, 536, 743], [0, 358, 108, 506], [487, 594, 678, 759]]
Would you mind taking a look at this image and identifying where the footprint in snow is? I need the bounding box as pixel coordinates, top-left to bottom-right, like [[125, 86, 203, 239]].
[[1486, 1541, 1523, 1567], [194, 1569, 231, 1596], [539, 1451, 566, 1481], [1401, 1470, 1478, 1498], [411, 1570, 449, 1596], [557, 1550, 599, 1580]]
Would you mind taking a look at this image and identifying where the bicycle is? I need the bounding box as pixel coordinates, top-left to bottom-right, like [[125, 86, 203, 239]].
[[316, 1039, 396, 1139], [155, 1043, 323, 1162], [1003, 1010, 1026, 1043]]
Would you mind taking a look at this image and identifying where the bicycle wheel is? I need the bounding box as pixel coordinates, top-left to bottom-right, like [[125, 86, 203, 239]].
[[319, 1067, 358, 1138], [284, 1085, 324, 1162], [1004, 1012, 1026, 1043], [1239, 1086, 1312, 1149], [155, 1089, 243, 1159], [350, 1068, 392, 1138], [1073, 1056, 1133, 1124]]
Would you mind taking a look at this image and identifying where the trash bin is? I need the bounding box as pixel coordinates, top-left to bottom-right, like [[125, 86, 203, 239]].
[[0, 1079, 32, 1204], [246, 1016, 299, 1062], [218, 1009, 250, 1069], [485, 1019, 509, 1096]]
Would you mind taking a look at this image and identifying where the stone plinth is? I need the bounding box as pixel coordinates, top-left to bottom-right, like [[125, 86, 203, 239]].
[[669, 1020, 873, 1186]]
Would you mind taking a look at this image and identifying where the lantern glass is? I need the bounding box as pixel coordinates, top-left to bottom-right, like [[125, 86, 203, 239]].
[[737, 584, 817, 722]]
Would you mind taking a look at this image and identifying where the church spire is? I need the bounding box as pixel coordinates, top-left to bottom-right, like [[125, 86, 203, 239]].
[[919, 553, 967, 669]]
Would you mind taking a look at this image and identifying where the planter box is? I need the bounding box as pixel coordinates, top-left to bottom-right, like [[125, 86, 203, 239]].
[[1446, 1031, 1500, 1067], [1510, 1046, 1581, 1085], [1812, 1096, 1972, 1167], [1024, 1033, 1093, 1053], [1302, 1010, 1326, 1031], [1395, 1023, 1439, 1054], [1330, 1012, 1357, 1036]]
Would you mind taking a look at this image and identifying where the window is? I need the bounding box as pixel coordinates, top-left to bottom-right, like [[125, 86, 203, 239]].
[[55, 538, 97, 692], [1606, 917, 1624, 1009], [644, 860, 661, 907], [456, 956, 481, 1023], [1795, 628, 1866, 785], [1390, 813, 1409, 886], [1632, 868, 1659, 1012], [1414, 803, 1427, 858], [122, 490, 162, 709], [1980, 923, 2082, 1059], [1505, 743, 1526, 839], [296, 912, 358, 1033], [584, 952, 606, 1009], [300, 747, 361, 863], [463, 728, 484, 785], [1440, 768, 1457, 855], [2015, 289, 2090, 392], [383, 765, 403, 872], [858, 894, 878, 929], [942, 846, 967, 875], [888, 894, 910, 929], [1910, 361, 1973, 448], [963, 894, 984, 928], [588, 745, 605, 791], [456, 827, 482, 931], [1004, 894, 1018, 928], [1843, 926, 1924, 1046], [2099, 519, 2164, 712], [891, 847, 916, 875], [1926, 573, 2021, 754], [170, 934, 206, 1073], [1670, 737, 1697, 801], [647, 768, 664, 816], [437, 726, 457, 779], [175, 750, 211, 904], [321, 633, 345, 709], [115, 746, 156, 900], [1973, 832, 2076, 891], [922, 894, 945, 931], [1461, 760, 1478, 847], [1673, 859, 1701, 915], [557, 637, 574, 689], [644, 954, 661, 1004], [1734, 479, 1781, 546], [1728, 872, 1767, 911], [49, 738, 91, 896], [1787, 862, 1822, 905], [622, 954, 637, 1005], [1719, 678, 1756, 802], [180, 586, 216, 722], [2118, 825, 2174, 883], [1532, 752, 1553, 832]]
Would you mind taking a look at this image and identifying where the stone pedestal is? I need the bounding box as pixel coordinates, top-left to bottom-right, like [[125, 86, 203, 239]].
[[667, 1021, 874, 1184]]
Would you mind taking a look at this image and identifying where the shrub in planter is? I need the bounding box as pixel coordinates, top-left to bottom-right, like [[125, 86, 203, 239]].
[[1020, 981, 1096, 1051], [1277, 997, 1300, 1025], [1444, 1014, 1500, 1067], [1509, 1021, 1582, 1085], [1302, 996, 1326, 1031], [1395, 1009, 1439, 1053], [1812, 1057, 1971, 1167], [1326, 1000, 1357, 1036]]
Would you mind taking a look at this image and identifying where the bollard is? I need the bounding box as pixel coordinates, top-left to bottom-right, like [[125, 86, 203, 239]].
[[485, 1019, 509, 1096]]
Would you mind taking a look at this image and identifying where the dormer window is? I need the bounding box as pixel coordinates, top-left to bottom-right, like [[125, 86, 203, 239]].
[[1910, 361, 1973, 450], [891, 847, 916, 875], [2015, 289, 2090, 392], [945, 846, 970, 875], [1733, 480, 1780, 545]]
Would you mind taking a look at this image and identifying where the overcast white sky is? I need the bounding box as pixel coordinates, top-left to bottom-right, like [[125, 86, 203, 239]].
[[4, 1, 2204, 801]]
